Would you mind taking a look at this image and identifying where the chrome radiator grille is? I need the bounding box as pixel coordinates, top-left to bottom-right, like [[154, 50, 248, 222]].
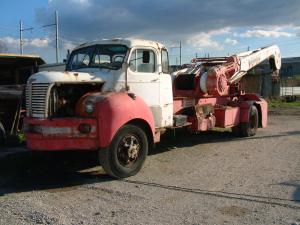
[[26, 83, 50, 118]]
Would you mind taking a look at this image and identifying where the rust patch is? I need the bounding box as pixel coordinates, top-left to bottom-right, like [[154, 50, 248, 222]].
[[195, 103, 214, 121]]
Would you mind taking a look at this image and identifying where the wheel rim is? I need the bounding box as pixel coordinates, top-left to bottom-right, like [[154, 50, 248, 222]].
[[117, 134, 141, 167]]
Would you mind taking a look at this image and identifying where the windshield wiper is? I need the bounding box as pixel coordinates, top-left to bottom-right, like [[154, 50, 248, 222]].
[[72, 65, 89, 70], [99, 63, 120, 70]]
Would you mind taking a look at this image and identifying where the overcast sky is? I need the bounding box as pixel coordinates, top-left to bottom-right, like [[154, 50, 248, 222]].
[[0, 0, 300, 64]]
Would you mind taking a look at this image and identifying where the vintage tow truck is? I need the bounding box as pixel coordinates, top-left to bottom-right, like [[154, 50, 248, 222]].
[[24, 38, 281, 178]]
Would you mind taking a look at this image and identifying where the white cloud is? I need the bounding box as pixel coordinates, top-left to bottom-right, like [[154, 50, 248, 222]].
[[71, 0, 90, 6], [29, 38, 50, 48], [187, 33, 222, 50], [293, 26, 300, 36], [208, 28, 231, 36], [186, 28, 231, 50], [239, 29, 293, 38], [224, 38, 238, 45], [62, 41, 76, 50], [0, 36, 49, 48], [0, 37, 19, 46], [50, 0, 89, 4]]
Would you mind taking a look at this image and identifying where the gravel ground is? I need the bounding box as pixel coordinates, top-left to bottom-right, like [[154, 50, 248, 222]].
[[0, 108, 299, 225]]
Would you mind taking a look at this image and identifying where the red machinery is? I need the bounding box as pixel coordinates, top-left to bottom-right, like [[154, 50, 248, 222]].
[[172, 45, 281, 135]]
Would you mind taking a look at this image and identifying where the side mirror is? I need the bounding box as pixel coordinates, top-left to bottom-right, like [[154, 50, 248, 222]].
[[142, 51, 150, 63]]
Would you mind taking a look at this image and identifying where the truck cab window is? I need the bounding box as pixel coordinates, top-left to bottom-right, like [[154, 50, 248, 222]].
[[67, 45, 128, 71], [69, 46, 94, 70], [129, 49, 155, 73], [93, 54, 110, 66], [161, 49, 169, 73], [74, 54, 90, 68], [91, 46, 127, 70]]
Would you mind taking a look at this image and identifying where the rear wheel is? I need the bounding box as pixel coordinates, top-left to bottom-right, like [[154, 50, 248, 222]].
[[240, 105, 259, 137], [99, 124, 148, 178]]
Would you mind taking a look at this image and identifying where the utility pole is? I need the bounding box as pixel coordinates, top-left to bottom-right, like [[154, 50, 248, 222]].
[[179, 41, 182, 66], [19, 21, 22, 54], [19, 20, 33, 54], [43, 11, 59, 63], [55, 11, 59, 63]]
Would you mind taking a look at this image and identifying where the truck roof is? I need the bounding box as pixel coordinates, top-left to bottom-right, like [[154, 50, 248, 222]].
[[0, 53, 45, 65], [73, 38, 166, 51]]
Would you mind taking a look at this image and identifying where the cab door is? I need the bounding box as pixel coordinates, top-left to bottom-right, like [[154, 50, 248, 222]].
[[159, 49, 173, 127], [126, 48, 162, 127]]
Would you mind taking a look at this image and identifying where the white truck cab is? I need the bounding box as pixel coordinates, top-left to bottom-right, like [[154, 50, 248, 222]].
[[27, 38, 173, 127]]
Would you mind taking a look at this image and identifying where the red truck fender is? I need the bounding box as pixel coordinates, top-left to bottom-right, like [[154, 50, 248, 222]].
[[239, 94, 268, 128], [95, 92, 156, 148]]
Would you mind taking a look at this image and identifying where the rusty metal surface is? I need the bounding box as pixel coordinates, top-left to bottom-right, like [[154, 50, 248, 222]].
[[0, 54, 45, 141]]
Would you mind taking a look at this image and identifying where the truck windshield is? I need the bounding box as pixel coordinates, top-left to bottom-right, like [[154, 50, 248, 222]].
[[67, 44, 128, 71]]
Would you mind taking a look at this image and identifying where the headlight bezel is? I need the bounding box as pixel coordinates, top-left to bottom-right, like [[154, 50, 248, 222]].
[[85, 100, 95, 114]]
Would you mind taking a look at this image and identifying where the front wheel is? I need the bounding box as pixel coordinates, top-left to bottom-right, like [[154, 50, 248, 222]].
[[99, 124, 148, 178]]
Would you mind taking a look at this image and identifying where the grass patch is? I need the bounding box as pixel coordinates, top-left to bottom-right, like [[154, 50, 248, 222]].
[[294, 74, 300, 80], [16, 131, 26, 143], [269, 99, 300, 108]]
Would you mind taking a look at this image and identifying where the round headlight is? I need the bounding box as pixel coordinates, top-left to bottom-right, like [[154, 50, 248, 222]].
[[85, 101, 95, 114]]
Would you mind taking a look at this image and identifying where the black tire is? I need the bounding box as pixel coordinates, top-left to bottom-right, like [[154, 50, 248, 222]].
[[99, 124, 148, 178], [231, 125, 240, 137], [0, 121, 6, 146], [240, 105, 259, 137]]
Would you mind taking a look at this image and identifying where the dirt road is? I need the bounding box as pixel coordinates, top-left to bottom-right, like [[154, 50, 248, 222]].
[[0, 108, 299, 225]]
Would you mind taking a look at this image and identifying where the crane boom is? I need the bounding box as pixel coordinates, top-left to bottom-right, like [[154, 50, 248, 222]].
[[186, 45, 281, 96], [229, 45, 281, 84]]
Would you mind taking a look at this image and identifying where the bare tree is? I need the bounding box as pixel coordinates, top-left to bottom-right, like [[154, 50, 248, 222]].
[[0, 40, 8, 53]]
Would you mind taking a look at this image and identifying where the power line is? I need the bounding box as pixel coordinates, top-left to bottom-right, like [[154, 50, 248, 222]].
[[42, 11, 59, 63], [18, 12, 59, 59], [59, 35, 86, 44], [59, 33, 90, 44]]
